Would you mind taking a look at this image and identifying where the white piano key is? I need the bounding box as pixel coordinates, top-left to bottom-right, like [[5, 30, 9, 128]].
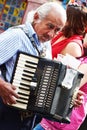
[[16, 98, 28, 104], [11, 102, 27, 110], [15, 67, 35, 76], [18, 60, 37, 68], [12, 86, 30, 99], [19, 94, 29, 100], [19, 53, 39, 64], [18, 88, 30, 95], [13, 78, 37, 88], [16, 64, 36, 73], [14, 73, 33, 81], [12, 82, 30, 90], [13, 78, 31, 86]]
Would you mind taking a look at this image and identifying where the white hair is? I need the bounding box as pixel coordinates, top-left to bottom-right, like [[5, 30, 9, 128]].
[[25, 10, 36, 24], [26, 2, 66, 25]]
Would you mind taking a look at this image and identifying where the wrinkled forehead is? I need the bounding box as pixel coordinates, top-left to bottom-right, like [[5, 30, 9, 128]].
[[45, 10, 65, 28]]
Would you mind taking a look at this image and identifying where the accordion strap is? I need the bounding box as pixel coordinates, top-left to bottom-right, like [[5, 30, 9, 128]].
[[12, 26, 41, 56], [23, 32, 41, 56]]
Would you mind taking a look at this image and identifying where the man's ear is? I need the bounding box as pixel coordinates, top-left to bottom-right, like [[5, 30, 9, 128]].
[[34, 12, 39, 20]]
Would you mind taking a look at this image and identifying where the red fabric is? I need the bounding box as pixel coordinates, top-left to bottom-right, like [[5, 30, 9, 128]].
[[51, 32, 83, 59]]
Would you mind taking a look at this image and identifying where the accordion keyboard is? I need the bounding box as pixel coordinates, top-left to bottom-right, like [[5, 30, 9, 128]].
[[11, 53, 39, 110]]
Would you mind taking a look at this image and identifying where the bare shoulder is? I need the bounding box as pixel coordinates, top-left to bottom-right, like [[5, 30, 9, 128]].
[[61, 41, 83, 58]]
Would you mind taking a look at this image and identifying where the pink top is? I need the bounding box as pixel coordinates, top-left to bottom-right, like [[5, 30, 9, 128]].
[[40, 57, 87, 130]]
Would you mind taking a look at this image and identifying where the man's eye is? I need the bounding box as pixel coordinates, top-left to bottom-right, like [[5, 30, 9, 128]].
[[55, 28, 61, 32], [47, 23, 54, 29]]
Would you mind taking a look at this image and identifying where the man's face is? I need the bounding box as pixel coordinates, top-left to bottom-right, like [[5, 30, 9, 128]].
[[33, 11, 64, 42]]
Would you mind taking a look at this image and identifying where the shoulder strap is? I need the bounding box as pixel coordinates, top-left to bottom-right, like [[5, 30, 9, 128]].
[[12, 26, 40, 56], [0, 64, 7, 81], [12, 26, 47, 57]]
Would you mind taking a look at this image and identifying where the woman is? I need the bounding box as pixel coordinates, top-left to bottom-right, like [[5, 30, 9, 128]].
[[33, 3, 87, 130], [51, 4, 87, 59]]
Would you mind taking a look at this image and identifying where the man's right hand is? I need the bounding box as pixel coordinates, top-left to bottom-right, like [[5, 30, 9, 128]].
[[0, 78, 19, 105]]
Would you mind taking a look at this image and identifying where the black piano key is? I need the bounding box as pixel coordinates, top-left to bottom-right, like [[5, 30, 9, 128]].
[[17, 100, 28, 104], [18, 92, 29, 96], [20, 82, 32, 87], [19, 53, 39, 64], [22, 73, 33, 78], [21, 77, 32, 82], [26, 60, 38, 65], [19, 96, 29, 100], [23, 69, 35, 75], [19, 86, 30, 91], [25, 64, 37, 69]]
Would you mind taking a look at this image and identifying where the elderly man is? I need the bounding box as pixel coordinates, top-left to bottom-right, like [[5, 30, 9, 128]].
[[0, 2, 66, 130]]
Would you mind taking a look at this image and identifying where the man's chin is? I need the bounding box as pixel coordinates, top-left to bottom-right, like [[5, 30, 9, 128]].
[[40, 38, 49, 43]]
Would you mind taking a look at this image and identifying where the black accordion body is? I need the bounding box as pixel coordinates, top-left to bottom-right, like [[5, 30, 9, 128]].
[[10, 52, 83, 123]]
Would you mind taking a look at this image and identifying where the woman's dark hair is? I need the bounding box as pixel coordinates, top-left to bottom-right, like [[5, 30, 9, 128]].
[[62, 4, 87, 38]]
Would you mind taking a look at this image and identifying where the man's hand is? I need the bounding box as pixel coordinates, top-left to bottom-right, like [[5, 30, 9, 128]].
[[0, 78, 19, 105], [74, 90, 84, 107]]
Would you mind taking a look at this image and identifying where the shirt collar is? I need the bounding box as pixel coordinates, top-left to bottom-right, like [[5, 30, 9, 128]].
[[32, 34, 40, 46], [25, 23, 40, 46]]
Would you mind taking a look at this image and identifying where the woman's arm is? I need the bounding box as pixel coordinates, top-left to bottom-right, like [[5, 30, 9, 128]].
[[61, 42, 83, 58]]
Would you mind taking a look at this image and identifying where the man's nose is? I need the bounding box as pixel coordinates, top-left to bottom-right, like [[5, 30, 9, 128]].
[[48, 30, 56, 39]]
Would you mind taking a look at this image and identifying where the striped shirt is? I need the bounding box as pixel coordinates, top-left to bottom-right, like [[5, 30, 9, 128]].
[[0, 23, 42, 81]]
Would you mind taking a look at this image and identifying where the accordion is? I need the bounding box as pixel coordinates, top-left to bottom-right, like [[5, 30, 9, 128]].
[[10, 52, 83, 123]]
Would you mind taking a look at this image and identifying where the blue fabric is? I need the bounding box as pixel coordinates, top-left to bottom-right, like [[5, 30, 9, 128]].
[[33, 124, 44, 130], [62, 0, 67, 9], [0, 23, 41, 82]]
